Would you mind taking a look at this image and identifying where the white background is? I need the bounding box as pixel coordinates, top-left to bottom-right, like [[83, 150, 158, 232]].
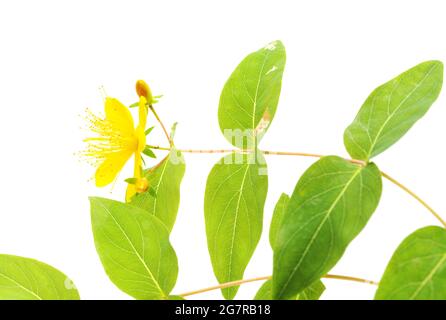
[[0, 0, 445, 300]]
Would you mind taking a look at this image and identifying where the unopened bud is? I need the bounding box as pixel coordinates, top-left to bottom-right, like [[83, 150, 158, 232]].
[[135, 80, 153, 104], [135, 177, 149, 193]]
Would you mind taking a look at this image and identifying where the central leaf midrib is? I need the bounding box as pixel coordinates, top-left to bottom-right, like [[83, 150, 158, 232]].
[[227, 164, 250, 285], [409, 253, 446, 299], [0, 271, 43, 300], [96, 200, 166, 298], [152, 154, 170, 218], [366, 63, 437, 160], [277, 165, 363, 298], [251, 51, 270, 131]]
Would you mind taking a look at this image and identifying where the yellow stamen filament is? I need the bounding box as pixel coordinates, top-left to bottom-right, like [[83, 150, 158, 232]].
[[80, 109, 137, 166]]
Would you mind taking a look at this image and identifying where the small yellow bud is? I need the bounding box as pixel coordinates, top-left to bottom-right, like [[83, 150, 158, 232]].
[[135, 80, 153, 104], [135, 177, 149, 193]]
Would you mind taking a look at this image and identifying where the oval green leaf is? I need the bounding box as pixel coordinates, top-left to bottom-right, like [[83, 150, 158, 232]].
[[0, 254, 79, 300], [254, 280, 273, 300], [375, 226, 446, 300], [218, 40, 286, 149], [344, 60, 443, 161], [269, 193, 290, 250], [273, 156, 382, 299], [131, 148, 185, 232], [254, 279, 325, 300], [90, 197, 178, 300], [204, 152, 268, 299]]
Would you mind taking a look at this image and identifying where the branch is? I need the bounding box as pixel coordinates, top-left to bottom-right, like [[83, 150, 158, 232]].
[[380, 171, 446, 228], [178, 273, 378, 298], [146, 145, 445, 228], [148, 105, 172, 146]]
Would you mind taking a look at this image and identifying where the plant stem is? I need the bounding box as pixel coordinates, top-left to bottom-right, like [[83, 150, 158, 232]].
[[149, 145, 238, 154], [179, 276, 271, 298], [148, 105, 172, 146], [178, 273, 378, 298], [146, 145, 445, 227], [323, 274, 378, 286], [380, 171, 446, 228], [147, 145, 363, 165]]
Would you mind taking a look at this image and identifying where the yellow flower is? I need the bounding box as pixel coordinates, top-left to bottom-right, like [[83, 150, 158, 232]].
[[82, 87, 149, 202], [136, 79, 153, 104]]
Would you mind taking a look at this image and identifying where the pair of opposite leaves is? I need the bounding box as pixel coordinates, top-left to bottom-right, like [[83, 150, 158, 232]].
[[205, 40, 446, 300]]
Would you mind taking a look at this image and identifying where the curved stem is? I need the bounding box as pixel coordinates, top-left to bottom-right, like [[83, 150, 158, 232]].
[[148, 105, 172, 145], [323, 274, 378, 286], [178, 273, 378, 298], [380, 171, 446, 228], [150, 146, 237, 154], [146, 145, 445, 227], [179, 276, 271, 298], [147, 145, 364, 165]]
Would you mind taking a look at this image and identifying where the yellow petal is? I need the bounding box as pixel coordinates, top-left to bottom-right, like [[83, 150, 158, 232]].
[[105, 97, 135, 136], [125, 151, 143, 202], [135, 126, 146, 154], [95, 150, 133, 187], [138, 96, 148, 130], [125, 183, 137, 202]]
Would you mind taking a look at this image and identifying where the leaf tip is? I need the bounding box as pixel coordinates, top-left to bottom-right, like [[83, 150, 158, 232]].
[[263, 40, 285, 54], [222, 285, 238, 300], [88, 196, 99, 203], [417, 60, 444, 80], [426, 59, 443, 69]]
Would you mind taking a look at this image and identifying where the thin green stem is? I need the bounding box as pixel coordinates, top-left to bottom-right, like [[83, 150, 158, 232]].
[[146, 145, 445, 227]]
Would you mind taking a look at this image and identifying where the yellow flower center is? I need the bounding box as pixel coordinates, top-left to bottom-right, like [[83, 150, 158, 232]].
[[82, 109, 138, 165]]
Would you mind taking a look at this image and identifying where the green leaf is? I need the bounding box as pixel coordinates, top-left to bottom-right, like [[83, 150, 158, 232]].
[[254, 279, 325, 300], [298, 280, 326, 300], [143, 146, 157, 158], [170, 122, 178, 141], [90, 197, 178, 300], [0, 254, 80, 300], [131, 148, 185, 232], [375, 226, 446, 300], [147, 186, 157, 198], [204, 152, 268, 299], [152, 94, 163, 104], [254, 280, 272, 300], [168, 295, 186, 300], [344, 60, 443, 161], [273, 156, 382, 299], [218, 41, 286, 149], [269, 193, 290, 250], [125, 177, 138, 184], [145, 126, 155, 136], [254, 280, 274, 300]]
